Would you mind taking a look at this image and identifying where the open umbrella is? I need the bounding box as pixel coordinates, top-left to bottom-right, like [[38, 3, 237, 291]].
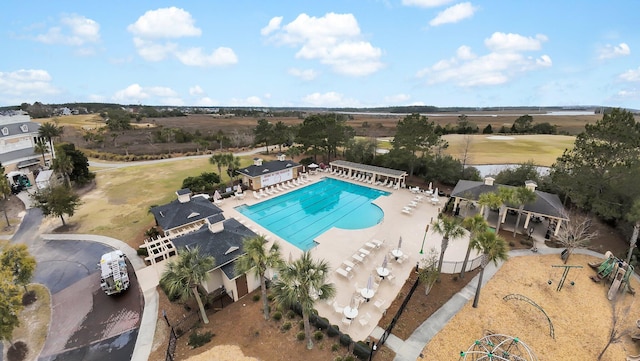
[[397, 236, 402, 251], [213, 190, 222, 200], [308, 163, 319, 168], [381, 255, 388, 269]]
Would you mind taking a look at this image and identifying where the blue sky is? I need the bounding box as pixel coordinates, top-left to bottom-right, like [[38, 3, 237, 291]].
[[1, 1, 639, 108]]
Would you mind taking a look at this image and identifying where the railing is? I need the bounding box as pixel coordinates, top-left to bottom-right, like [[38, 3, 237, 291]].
[[378, 275, 421, 348], [165, 327, 178, 361], [164, 310, 201, 361], [440, 255, 483, 274]]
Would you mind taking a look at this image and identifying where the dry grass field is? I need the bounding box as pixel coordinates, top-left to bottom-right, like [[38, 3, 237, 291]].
[[421, 254, 640, 361]]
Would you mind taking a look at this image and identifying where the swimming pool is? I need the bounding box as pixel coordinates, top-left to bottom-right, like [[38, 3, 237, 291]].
[[236, 178, 390, 251]]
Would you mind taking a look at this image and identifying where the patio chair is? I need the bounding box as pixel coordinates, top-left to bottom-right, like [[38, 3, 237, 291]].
[[358, 312, 372, 327], [402, 208, 412, 215], [374, 298, 387, 311], [341, 317, 352, 329], [253, 191, 261, 200], [333, 301, 345, 314], [386, 273, 396, 283]]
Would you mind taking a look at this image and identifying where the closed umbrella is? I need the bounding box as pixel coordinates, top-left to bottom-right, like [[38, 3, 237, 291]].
[[213, 190, 222, 200], [236, 184, 243, 194], [428, 182, 433, 191], [381, 255, 388, 269], [367, 274, 373, 291], [397, 236, 402, 251]]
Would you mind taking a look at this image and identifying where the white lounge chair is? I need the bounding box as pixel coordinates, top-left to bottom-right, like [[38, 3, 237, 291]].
[[253, 191, 261, 200], [402, 208, 412, 215], [336, 268, 352, 279], [358, 312, 372, 327], [374, 298, 387, 311]]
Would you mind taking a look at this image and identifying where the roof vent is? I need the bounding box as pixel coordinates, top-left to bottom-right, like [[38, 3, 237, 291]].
[[254, 158, 263, 166], [524, 180, 537, 191], [277, 153, 286, 161], [224, 246, 239, 255], [187, 211, 200, 219]]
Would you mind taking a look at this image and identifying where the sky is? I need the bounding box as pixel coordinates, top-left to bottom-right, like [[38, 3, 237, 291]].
[[1, 1, 639, 108]]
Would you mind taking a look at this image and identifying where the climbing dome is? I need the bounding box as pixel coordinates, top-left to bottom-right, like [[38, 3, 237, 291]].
[[459, 334, 538, 361]]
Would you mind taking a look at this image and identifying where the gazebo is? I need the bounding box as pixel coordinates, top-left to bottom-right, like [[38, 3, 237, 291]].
[[450, 177, 568, 236], [329, 160, 407, 187]]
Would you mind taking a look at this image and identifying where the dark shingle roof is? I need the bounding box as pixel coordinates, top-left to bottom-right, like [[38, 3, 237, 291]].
[[171, 218, 257, 279], [451, 180, 567, 219], [0, 122, 40, 138], [0, 148, 41, 164], [150, 196, 223, 231], [237, 159, 301, 177]]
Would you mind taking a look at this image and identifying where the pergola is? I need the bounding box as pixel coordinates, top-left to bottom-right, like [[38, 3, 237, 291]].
[[328, 160, 407, 186], [450, 178, 568, 236]]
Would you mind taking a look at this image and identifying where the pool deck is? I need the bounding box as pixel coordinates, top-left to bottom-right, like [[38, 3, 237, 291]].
[[222, 172, 480, 343]]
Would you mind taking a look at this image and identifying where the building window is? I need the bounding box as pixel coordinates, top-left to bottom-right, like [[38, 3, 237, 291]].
[[1, 127, 8, 136], [20, 124, 29, 133]]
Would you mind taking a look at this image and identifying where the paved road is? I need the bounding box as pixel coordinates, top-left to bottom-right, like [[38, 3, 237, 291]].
[[7, 200, 144, 361]]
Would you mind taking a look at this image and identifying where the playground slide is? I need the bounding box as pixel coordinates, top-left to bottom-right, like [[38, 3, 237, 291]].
[[607, 266, 626, 301], [589, 251, 613, 269], [627, 354, 640, 361]]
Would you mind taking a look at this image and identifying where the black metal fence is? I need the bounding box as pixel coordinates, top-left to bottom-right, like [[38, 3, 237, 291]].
[[378, 275, 421, 347], [164, 310, 201, 361], [165, 327, 178, 361]]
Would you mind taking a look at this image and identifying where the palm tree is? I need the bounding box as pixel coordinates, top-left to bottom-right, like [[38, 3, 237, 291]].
[[234, 236, 283, 320], [478, 192, 502, 221], [226, 155, 241, 187], [271, 252, 335, 350], [34, 139, 49, 165], [52, 148, 74, 188], [511, 186, 537, 237], [460, 214, 489, 279], [209, 153, 227, 177], [159, 247, 215, 324], [432, 215, 466, 274], [495, 187, 515, 234], [470, 230, 509, 308], [38, 121, 63, 159]]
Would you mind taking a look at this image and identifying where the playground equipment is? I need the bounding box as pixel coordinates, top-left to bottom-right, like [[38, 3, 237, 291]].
[[589, 251, 636, 297], [627, 355, 640, 361], [459, 334, 538, 361], [503, 294, 554, 339]]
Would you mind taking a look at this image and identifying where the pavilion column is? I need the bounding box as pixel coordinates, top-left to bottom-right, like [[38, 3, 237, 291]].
[[554, 218, 562, 236], [523, 212, 532, 229], [500, 208, 508, 224], [453, 197, 460, 209]]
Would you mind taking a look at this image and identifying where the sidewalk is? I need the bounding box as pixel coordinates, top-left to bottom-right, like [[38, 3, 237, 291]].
[[379, 246, 619, 361]]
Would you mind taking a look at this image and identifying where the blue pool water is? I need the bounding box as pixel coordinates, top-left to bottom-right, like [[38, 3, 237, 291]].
[[236, 178, 389, 251]]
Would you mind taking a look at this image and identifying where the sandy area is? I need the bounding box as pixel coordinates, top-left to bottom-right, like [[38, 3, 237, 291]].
[[486, 135, 516, 140], [422, 254, 640, 361], [184, 345, 258, 361]]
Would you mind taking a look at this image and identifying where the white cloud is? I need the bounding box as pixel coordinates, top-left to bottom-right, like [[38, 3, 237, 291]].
[[429, 2, 478, 26], [112, 83, 181, 104], [485, 32, 547, 52], [402, 0, 454, 7], [383, 93, 411, 104], [288, 68, 318, 81], [128, 7, 237, 67], [261, 17, 282, 36], [127, 7, 201, 38], [619, 67, 640, 82], [598, 42, 631, 60], [229, 96, 264, 106], [616, 89, 639, 98], [0, 69, 59, 104], [417, 32, 552, 87], [174, 47, 238, 67], [264, 13, 384, 77], [35, 14, 100, 46], [189, 85, 205, 96], [301, 91, 360, 107], [195, 97, 218, 106]]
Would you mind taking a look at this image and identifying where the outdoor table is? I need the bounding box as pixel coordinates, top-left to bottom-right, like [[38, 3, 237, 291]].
[[391, 249, 403, 260], [376, 267, 390, 279], [360, 288, 375, 302], [343, 306, 359, 320]]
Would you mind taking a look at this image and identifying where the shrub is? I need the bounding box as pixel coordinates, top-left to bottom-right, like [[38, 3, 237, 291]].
[[298, 320, 305, 330], [136, 248, 148, 257], [339, 333, 352, 347], [188, 331, 214, 349], [344, 355, 355, 361], [313, 330, 324, 341], [332, 343, 340, 352], [315, 316, 330, 330], [353, 341, 373, 360], [7, 341, 28, 361], [286, 310, 296, 319], [272, 311, 282, 321], [267, 293, 274, 302], [22, 290, 37, 306], [327, 325, 340, 337], [252, 294, 261, 302], [334, 357, 343, 361], [509, 241, 516, 247], [281, 321, 292, 332], [296, 331, 306, 341]]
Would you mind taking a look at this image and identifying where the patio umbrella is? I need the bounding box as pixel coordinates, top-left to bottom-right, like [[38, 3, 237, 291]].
[[350, 294, 358, 309], [308, 163, 319, 169], [366, 274, 373, 292], [397, 236, 402, 251], [381, 255, 388, 269], [428, 182, 433, 191], [236, 184, 243, 194], [213, 190, 222, 200]]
